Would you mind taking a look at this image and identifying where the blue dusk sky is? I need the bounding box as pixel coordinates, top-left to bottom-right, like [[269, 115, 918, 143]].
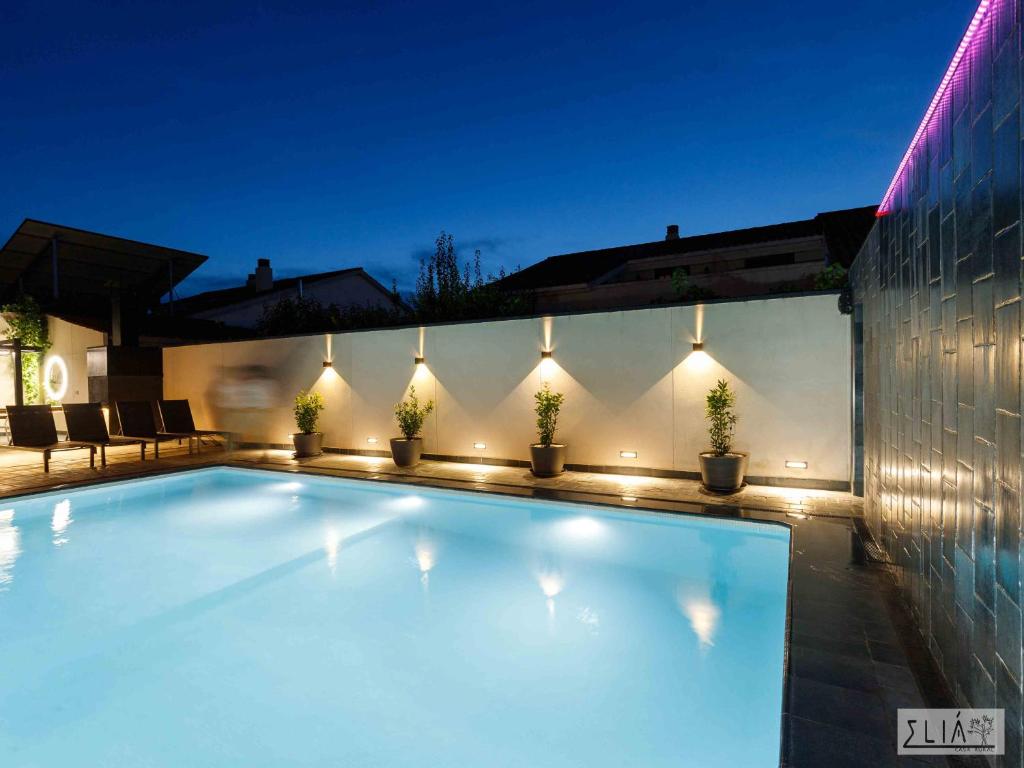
[[1, 0, 976, 296]]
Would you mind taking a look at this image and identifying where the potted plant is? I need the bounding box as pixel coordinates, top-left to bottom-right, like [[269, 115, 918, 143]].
[[293, 390, 325, 458], [392, 385, 434, 467], [531, 383, 566, 477], [699, 379, 746, 492]]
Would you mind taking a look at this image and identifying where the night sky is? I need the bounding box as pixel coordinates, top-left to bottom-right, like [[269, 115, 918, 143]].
[[2, 0, 977, 296]]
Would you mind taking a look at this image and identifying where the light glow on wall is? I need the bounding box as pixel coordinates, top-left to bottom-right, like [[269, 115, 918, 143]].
[[43, 355, 68, 402], [877, 0, 993, 216]]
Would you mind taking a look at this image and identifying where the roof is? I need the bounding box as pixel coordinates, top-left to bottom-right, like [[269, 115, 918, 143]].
[[497, 205, 878, 291], [0, 219, 207, 310], [814, 206, 879, 268], [173, 266, 385, 315]]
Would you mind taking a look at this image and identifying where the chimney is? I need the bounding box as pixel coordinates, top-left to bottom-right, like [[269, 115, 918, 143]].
[[665, 224, 680, 241], [252, 258, 273, 291]]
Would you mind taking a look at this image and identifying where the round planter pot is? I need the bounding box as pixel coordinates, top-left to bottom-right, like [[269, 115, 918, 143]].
[[699, 452, 747, 492], [293, 432, 323, 458], [390, 437, 423, 468], [530, 444, 567, 477]]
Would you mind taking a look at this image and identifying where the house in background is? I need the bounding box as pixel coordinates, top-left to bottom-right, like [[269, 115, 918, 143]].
[[173, 258, 405, 330], [497, 205, 876, 312]]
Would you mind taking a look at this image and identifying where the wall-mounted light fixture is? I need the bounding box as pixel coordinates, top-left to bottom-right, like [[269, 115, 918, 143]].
[[43, 355, 69, 402], [322, 360, 332, 368], [414, 356, 425, 365], [621, 495, 638, 503], [785, 460, 808, 470], [619, 450, 638, 460], [692, 342, 704, 351], [786, 512, 809, 520], [541, 350, 553, 359], [367, 437, 379, 445], [473, 442, 486, 450]]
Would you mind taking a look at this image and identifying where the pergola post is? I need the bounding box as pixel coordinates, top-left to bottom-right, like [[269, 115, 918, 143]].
[[51, 236, 59, 299], [12, 339, 22, 406]]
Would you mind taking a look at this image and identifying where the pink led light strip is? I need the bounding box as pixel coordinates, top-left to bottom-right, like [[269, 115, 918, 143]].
[[876, 0, 993, 217]]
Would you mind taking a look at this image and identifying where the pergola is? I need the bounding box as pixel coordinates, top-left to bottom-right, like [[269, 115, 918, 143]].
[[0, 219, 209, 404]]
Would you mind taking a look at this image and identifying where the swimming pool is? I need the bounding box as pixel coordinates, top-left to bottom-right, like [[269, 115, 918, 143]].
[[0, 467, 790, 767]]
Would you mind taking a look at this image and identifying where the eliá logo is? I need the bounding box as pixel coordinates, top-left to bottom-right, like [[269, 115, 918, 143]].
[[898, 709, 1004, 755]]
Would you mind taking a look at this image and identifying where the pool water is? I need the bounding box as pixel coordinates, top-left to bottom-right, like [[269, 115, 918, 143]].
[[0, 468, 790, 767]]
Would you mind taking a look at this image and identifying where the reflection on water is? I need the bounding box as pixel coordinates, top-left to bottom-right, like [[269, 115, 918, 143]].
[[678, 592, 720, 650], [52, 499, 73, 547], [576, 606, 599, 635], [537, 570, 564, 616], [324, 529, 341, 574], [555, 516, 605, 540], [414, 539, 436, 588], [390, 495, 426, 512], [0, 509, 20, 589]]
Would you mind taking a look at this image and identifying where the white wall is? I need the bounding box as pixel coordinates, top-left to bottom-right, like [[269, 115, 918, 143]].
[[45, 316, 105, 403], [0, 316, 103, 407], [164, 294, 852, 482]]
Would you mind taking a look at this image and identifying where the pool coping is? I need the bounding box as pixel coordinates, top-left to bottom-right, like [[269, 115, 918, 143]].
[[0, 459, 955, 767]]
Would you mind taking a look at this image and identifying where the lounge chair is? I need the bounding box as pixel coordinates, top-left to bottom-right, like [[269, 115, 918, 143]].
[[1, 405, 95, 472], [115, 401, 194, 459], [157, 400, 230, 453], [63, 403, 147, 467]]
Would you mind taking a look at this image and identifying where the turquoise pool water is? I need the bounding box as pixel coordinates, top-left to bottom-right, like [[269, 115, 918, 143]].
[[0, 468, 790, 767]]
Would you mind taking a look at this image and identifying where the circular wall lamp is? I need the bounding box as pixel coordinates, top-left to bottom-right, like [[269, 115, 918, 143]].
[[43, 355, 69, 402]]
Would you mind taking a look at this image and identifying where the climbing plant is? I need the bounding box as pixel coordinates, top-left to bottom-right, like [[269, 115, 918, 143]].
[[1, 296, 50, 404]]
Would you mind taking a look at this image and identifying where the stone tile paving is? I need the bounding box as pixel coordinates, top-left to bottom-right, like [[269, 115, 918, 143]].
[[239, 449, 865, 519]]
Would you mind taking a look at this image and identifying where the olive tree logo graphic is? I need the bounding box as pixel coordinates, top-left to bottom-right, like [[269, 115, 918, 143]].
[[968, 715, 995, 746]]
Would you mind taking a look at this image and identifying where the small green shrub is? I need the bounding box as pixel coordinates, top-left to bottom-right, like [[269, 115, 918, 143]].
[[2, 295, 50, 404], [705, 379, 738, 456], [534, 384, 565, 446], [394, 385, 434, 439], [294, 390, 325, 434], [814, 263, 848, 290]]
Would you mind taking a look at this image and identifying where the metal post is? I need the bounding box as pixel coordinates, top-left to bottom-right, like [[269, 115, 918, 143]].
[[168, 259, 175, 314], [13, 339, 23, 406], [111, 293, 122, 347], [51, 236, 59, 299]]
